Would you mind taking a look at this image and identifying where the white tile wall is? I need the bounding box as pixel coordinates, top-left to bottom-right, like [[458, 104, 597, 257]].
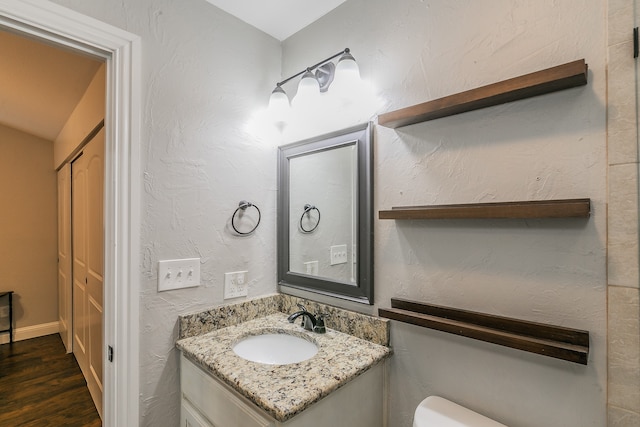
[[607, 0, 640, 422]]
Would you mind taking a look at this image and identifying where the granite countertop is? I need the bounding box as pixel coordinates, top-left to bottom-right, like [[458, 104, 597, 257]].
[[176, 312, 391, 422]]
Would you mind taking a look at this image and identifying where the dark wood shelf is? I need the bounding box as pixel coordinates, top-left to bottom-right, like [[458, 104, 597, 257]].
[[379, 298, 589, 365], [378, 59, 588, 129], [378, 198, 590, 220]]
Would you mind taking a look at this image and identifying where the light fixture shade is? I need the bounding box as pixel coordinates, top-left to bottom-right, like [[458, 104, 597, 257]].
[[292, 70, 321, 108], [268, 86, 290, 123], [335, 51, 360, 83], [331, 51, 361, 102]]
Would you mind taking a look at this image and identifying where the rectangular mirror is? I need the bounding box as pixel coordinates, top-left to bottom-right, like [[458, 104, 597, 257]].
[[278, 123, 373, 304]]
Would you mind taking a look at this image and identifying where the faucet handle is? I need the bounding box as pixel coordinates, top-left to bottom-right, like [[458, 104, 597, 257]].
[[296, 302, 307, 311], [313, 313, 330, 334]]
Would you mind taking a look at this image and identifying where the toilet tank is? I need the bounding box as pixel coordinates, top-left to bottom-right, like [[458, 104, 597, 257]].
[[413, 396, 507, 427]]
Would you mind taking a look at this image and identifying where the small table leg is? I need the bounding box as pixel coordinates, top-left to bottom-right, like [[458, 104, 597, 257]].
[[8, 292, 12, 344]]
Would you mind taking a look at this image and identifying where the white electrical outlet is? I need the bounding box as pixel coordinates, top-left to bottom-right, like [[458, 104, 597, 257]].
[[158, 258, 200, 292], [224, 270, 248, 299], [330, 244, 348, 265], [304, 260, 319, 276]]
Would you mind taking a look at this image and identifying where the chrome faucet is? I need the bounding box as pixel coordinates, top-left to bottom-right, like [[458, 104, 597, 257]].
[[287, 303, 329, 333]]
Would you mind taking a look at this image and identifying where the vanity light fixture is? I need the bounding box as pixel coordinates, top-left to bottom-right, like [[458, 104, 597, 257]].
[[268, 48, 360, 124]]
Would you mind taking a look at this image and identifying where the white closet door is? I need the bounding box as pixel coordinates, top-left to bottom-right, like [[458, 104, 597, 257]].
[[72, 127, 104, 418], [57, 163, 72, 353]]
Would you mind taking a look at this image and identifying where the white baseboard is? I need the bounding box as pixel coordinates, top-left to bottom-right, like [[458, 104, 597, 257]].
[[0, 321, 60, 344]]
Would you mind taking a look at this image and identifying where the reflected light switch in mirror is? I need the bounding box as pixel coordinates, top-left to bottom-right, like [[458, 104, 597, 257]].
[[330, 244, 348, 265]]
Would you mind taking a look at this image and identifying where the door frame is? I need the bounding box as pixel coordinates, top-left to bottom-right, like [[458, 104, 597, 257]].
[[0, 1, 141, 426]]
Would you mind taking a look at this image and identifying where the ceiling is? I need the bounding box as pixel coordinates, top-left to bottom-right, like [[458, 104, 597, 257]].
[[0, 29, 103, 141], [205, 0, 347, 41]]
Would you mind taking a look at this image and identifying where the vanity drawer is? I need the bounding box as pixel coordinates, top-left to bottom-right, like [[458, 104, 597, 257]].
[[181, 354, 275, 427]]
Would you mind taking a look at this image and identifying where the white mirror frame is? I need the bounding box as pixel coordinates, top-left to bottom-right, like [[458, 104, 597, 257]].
[[0, 1, 141, 426]]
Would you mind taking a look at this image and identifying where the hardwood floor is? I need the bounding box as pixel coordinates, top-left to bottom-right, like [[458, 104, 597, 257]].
[[0, 334, 101, 426]]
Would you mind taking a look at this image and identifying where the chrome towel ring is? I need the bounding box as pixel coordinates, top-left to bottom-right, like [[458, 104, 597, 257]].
[[300, 204, 320, 233], [232, 200, 261, 235]]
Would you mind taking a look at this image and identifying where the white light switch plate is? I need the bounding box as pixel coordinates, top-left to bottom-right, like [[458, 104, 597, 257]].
[[224, 270, 248, 299], [158, 258, 200, 292]]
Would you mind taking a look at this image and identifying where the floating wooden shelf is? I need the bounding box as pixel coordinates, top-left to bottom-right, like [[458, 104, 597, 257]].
[[379, 298, 589, 365], [378, 198, 590, 220], [378, 59, 588, 129]]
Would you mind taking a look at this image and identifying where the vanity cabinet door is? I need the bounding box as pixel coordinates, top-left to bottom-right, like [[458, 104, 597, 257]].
[[181, 400, 214, 427], [181, 354, 275, 427]]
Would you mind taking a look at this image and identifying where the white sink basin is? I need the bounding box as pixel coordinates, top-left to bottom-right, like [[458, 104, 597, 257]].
[[232, 332, 318, 365]]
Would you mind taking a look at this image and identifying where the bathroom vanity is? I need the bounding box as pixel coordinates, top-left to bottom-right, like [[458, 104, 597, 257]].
[[180, 352, 385, 427], [176, 296, 391, 427]]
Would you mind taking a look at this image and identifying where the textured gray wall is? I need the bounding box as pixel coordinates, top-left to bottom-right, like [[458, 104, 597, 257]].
[[283, 1, 607, 426], [47, 0, 608, 426], [50, 0, 281, 425]]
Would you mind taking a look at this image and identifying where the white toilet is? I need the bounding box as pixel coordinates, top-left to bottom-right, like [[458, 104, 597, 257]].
[[413, 396, 507, 427]]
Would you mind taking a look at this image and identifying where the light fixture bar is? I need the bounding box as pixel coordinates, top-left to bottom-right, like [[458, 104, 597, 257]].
[[275, 48, 351, 88]]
